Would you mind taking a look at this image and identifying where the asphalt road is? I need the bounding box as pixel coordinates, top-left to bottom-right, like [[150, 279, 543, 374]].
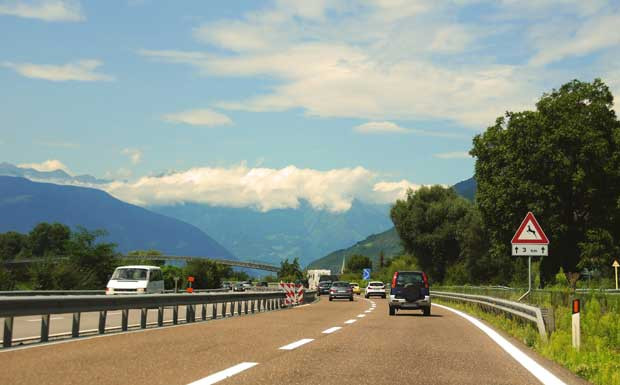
[[0, 296, 590, 385]]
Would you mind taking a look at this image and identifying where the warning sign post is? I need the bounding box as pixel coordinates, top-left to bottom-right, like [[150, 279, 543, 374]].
[[511, 212, 549, 301]]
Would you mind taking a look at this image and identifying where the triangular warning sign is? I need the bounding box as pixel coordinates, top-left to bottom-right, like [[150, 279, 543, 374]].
[[511, 212, 549, 244]]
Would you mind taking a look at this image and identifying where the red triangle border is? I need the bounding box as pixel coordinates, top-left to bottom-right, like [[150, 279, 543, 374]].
[[511, 212, 549, 244]]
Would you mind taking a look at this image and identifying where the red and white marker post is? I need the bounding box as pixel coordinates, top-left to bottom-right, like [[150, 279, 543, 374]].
[[572, 299, 580, 350]]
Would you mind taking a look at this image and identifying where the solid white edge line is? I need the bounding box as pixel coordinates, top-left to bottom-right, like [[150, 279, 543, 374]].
[[433, 304, 566, 385], [344, 319, 356, 324], [322, 327, 342, 334], [187, 362, 258, 385], [279, 338, 314, 350]]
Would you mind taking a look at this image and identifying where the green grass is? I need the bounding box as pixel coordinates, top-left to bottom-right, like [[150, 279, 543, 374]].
[[434, 290, 620, 385]]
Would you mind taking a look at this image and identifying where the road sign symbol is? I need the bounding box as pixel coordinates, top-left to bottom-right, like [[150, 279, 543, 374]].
[[613, 260, 620, 268], [511, 212, 549, 244], [362, 268, 371, 280]]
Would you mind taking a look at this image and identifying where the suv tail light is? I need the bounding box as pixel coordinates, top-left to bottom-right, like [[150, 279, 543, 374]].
[[422, 272, 429, 289], [392, 272, 398, 288]]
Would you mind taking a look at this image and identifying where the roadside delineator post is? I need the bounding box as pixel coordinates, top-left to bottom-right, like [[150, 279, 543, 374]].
[[187, 276, 194, 293], [572, 299, 580, 351]]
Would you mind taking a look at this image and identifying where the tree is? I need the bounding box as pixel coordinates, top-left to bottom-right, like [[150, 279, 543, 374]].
[[66, 227, 118, 288], [278, 258, 303, 282], [391, 185, 474, 283], [379, 250, 385, 268], [0, 231, 27, 260], [346, 254, 372, 273], [184, 259, 230, 289], [28, 222, 71, 257], [471, 79, 620, 287]]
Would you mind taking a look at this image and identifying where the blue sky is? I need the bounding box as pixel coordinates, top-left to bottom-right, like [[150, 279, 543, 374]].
[[1, 0, 619, 211]]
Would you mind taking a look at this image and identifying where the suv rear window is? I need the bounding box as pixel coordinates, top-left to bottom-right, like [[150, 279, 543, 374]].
[[395, 272, 423, 287], [369, 282, 383, 287]]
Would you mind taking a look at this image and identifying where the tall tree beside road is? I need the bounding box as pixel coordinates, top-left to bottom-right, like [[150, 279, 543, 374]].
[[471, 79, 620, 286], [391, 186, 474, 282], [345, 254, 372, 273], [278, 258, 304, 282], [183, 259, 231, 289]]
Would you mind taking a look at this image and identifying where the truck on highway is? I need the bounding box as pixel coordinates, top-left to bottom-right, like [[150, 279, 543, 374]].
[[307, 269, 333, 289], [105, 265, 165, 295]]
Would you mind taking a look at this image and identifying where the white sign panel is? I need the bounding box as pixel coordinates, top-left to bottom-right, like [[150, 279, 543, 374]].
[[512, 244, 548, 256]]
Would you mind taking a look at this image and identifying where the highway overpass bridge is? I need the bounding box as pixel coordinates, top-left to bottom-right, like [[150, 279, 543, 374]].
[[2, 255, 280, 272]]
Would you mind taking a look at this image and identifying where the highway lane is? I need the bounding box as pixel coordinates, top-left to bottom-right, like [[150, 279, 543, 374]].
[[0, 297, 590, 385]]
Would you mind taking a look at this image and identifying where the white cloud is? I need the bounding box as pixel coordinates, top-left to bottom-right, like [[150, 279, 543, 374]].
[[529, 12, 620, 66], [162, 109, 233, 127], [104, 168, 132, 180], [102, 164, 423, 212], [354, 121, 409, 134], [122, 148, 143, 165], [0, 0, 84, 22], [434, 151, 471, 159], [2, 60, 114, 82], [18, 159, 70, 173]]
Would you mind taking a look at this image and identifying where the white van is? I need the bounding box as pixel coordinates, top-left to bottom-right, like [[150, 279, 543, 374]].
[[105, 265, 165, 295]]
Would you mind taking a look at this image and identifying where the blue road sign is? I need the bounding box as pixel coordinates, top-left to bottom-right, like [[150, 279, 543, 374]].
[[362, 268, 371, 280]]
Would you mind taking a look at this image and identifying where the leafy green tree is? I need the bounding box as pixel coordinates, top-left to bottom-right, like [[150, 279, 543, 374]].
[[66, 227, 118, 288], [0, 266, 16, 290], [0, 231, 28, 260], [184, 259, 230, 289], [391, 186, 473, 282], [278, 258, 303, 282], [345, 254, 372, 273], [471, 79, 620, 287], [28, 222, 71, 257], [161, 265, 183, 291]]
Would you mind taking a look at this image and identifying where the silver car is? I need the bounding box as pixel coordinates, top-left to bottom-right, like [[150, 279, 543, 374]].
[[329, 281, 354, 301]]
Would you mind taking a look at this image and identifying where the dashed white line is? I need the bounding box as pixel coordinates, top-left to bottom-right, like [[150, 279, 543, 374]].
[[357, 314, 366, 318], [344, 319, 357, 324], [322, 327, 342, 334], [279, 338, 314, 350], [364, 310, 371, 313], [433, 304, 566, 385], [187, 362, 258, 385]]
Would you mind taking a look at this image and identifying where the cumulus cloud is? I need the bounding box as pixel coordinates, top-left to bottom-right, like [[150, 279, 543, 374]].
[[0, 0, 84, 22], [434, 151, 471, 159], [100, 164, 425, 212], [18, 159, 70, 173], [122, 148, 143, 165], [162, 109, 233, 127], [2, 60, 114, 82], [354, 121, 409, 134]]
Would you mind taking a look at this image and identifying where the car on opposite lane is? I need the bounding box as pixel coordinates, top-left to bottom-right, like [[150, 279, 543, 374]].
[[329, 281, 353, 301], [389, 271, 431, 316], [232, 282, 245, 292], [365, 281, 386, 298]]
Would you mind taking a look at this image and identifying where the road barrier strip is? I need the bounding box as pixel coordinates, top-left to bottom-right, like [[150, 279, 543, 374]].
[[431, 291, 548, 342], [434, 304, 566, 385], [279, 283, 305, 306], [0, 290, 317, 348]]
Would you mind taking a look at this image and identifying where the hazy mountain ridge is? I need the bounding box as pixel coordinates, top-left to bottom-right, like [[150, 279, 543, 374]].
[[0, 176, 235, 258], [0, 162, 110, 185]]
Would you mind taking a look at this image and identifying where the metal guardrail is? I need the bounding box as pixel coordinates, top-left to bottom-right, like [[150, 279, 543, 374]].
[[431, 291, 548, 342], [0, 290, 316, 348], [0, 288, 255, 296]]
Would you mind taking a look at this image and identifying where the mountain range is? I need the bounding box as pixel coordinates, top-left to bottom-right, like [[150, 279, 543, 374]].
[[0, 176, 235, 259], [0, 162, 110, 185]]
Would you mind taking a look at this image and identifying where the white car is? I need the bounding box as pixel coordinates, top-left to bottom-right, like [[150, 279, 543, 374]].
[[365, 281, 386, 298], [106, 265, 165, 295]]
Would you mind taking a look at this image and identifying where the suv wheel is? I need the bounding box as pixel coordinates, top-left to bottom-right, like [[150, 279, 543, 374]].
[[423, 307, 431, 316], [389, 306, 395, 316], [349, 296, 353, 301], [329, 296, 333, 301]]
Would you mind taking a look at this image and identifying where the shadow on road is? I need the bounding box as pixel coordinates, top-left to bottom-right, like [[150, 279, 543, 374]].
[[393, 313, 443, 317]]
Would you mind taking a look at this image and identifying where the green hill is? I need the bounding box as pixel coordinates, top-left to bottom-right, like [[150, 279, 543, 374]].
[[307, 227, 402, 272]]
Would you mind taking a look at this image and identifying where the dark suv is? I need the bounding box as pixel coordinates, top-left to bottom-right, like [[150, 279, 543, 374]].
[[389, 271, 431, 316], [317, 281, 332, 296]]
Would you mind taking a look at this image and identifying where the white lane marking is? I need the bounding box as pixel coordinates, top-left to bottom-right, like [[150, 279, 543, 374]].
[[294, 304, 310, 309], [187, 362, 258, 385], [357, 314, 366, 318], [433, 304, 566, 385], [26, 317, 64, 322], [322, 327, 342, 334], [344, 319, 357, 324], [279, 338, 314, 350], [364, 310, 371, 313]]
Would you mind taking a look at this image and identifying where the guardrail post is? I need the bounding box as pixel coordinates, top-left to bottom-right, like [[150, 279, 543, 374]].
[[258, 299, 262, 312], [173, 306, 178, 325], [140, 308, 147, 329], [212, 303, 217, 319], [41, 314, 50, 342], [237, 301, 241, 316], [251, 300, 255, 313], [72, 312, 81, 338], [157, 307, 163, 327], [3, 317, 13, 348], [186, 305, 192, 323], [244, 300, 248, 314], [99, 311, 107, 334], [222, 302, 227, 317], [122, 309, 129, 331], [201, 304, 207, 321]]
